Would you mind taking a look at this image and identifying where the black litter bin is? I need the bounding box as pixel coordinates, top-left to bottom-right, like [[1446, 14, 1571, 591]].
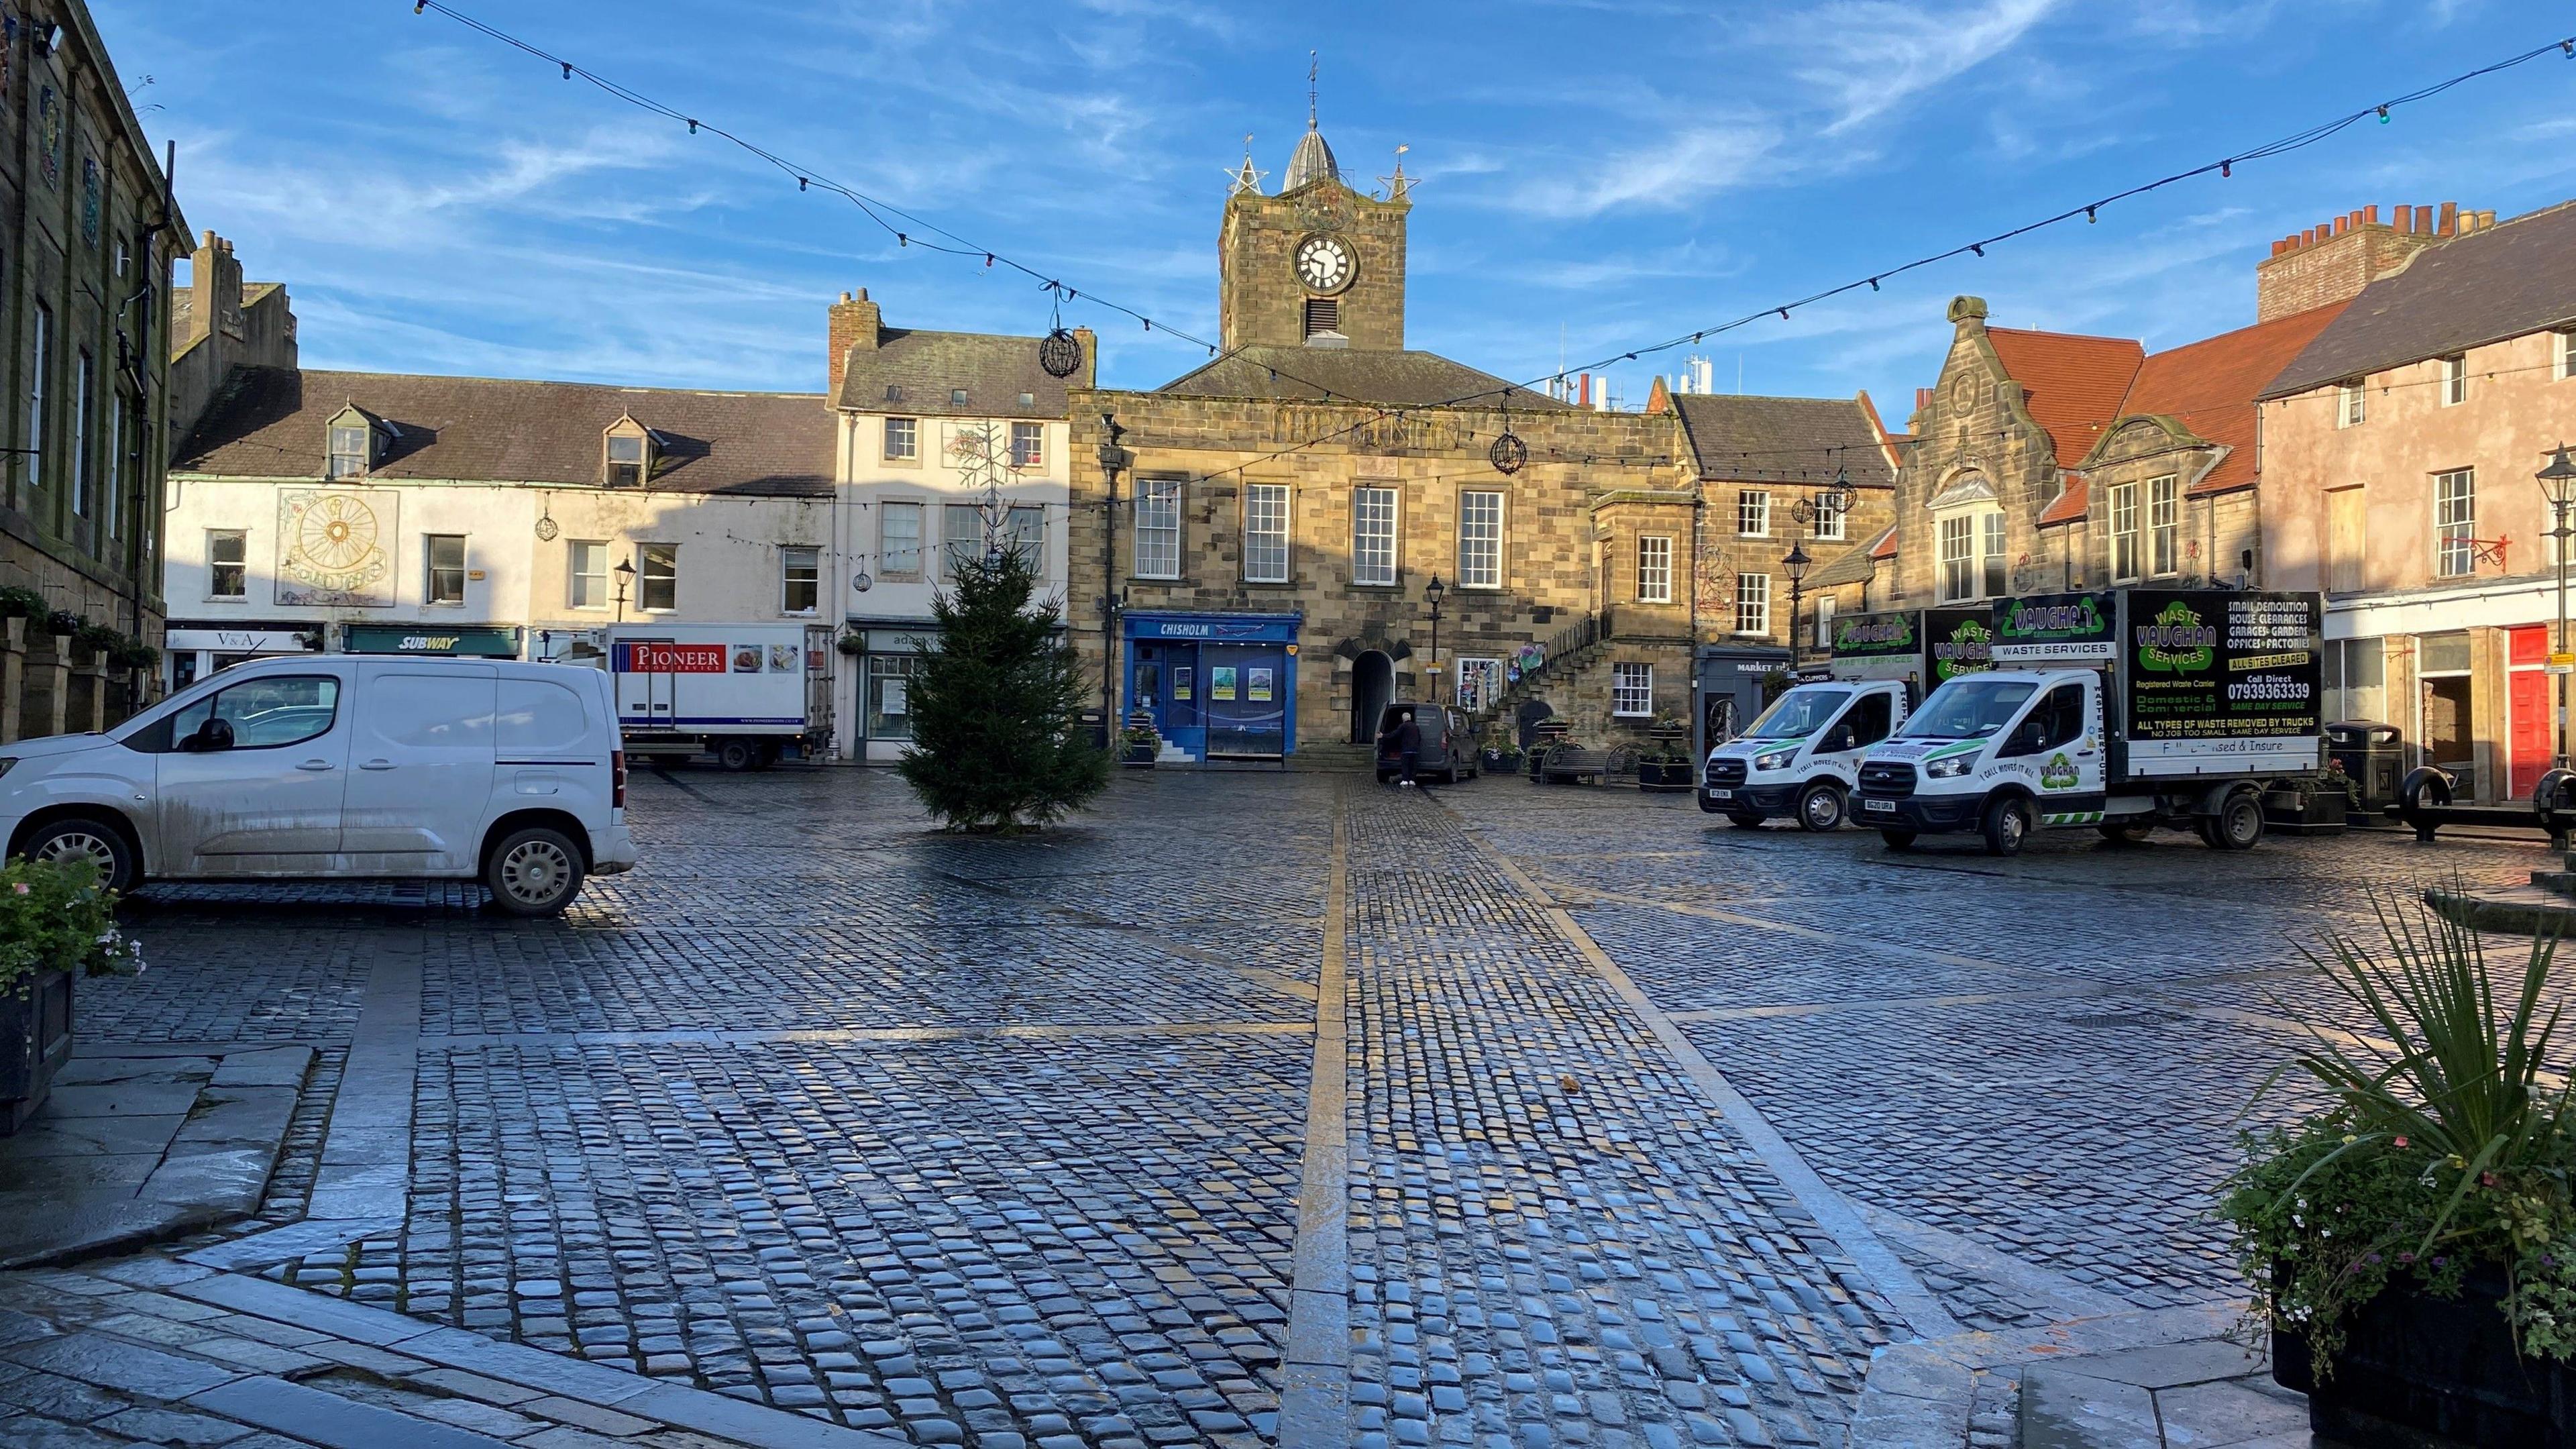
[[2326, 721, 2404, 813]]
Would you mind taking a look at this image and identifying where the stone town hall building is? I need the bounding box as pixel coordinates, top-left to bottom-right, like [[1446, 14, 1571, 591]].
[[1063, 116, 1890, 760]]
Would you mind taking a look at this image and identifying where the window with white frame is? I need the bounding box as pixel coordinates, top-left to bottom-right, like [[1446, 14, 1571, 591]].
[[604, 432, 648, 487], [944, 502, 984, 574], [1813, 594, 1837, 650], [1635, 535, 1673, 603], [1611, 662, 1654, 717], [2434, 468, 2476, 578], [1982, 511, 2006, 597], [883, 416, 918, 462], [1812, 492, 1847, 541], [1457, 490, 1501, 588], [1736, 489, 1769, 538], [2338, 382, 2367, 427], [568, 540, 608, 608], [639, 543, 678, 611], [1455, 657, 1503, 712], [1243, 483, 1290, 584], [425, 534, 466, 605], [2108, 481, 2139, 581], [207, 529, 247, 599], [1134, 476, 1182, 579], [1352, 486, 1398, 585], [780, 546, 820, 614], [880, 501, 923, 580], [2440, 354, 2467, 407], [1937, 506, 2008, 602], [1734, 572, 1770, 635], [1010, 421, 1044, 470], [2148, 474, 2180, 576], [327, 423, 369, 479], [1005, 506, 1044, 569], [2560, 331, 2576, 382]]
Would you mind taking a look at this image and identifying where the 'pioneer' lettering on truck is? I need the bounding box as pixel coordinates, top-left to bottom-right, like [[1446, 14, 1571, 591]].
[[619, 643, 727, 674]]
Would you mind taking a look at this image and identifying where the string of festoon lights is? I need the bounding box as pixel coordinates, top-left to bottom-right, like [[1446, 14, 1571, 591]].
[[413, 1, 2575, 486]]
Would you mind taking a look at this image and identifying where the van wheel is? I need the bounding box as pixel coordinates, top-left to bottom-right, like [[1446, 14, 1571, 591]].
[[484, 826, 586, 917], [1726, 811, 1766, 828], [715, 738, 758, 772], [20, 815, 138, 895], [1796, 782, 1847, 833], [2096, 821, 2155, 845], [1981, 796, 2034, 857], [2210, 792, 2266, 851], [1880, 828, 1917, 849]]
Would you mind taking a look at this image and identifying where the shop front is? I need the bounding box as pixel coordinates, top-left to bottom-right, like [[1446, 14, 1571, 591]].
[[1694, 643, 1793, 761], [1123, 611, 1301, 762], [847, 621, 937, 763], [341, 624, 524, 658], [164, 625, 322, 690]]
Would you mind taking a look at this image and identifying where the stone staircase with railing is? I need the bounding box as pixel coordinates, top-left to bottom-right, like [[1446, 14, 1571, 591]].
[[1474, 608, 1612, 743]]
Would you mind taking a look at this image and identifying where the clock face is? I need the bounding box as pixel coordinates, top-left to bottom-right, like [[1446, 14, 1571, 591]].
[[1295, 234, 1354, 294]]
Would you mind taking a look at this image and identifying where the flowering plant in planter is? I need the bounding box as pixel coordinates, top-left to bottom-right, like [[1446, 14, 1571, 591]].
[[0, 587, 46, 621], [0, 857, 143, 995], [42, 609, 79, 638], [2223, 897, 2576, 1374]]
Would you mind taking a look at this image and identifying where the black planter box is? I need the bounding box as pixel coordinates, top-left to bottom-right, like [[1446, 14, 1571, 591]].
[[1, 967, 74, 1136], [2276, 1268, 2572, 1448], [1637, 761, 1693, 792], [2264, 788, 2351, 836], [1120, 747, 1157, 768]]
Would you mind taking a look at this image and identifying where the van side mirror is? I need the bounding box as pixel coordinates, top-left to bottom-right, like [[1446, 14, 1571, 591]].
[[182, 717, 234, 753]]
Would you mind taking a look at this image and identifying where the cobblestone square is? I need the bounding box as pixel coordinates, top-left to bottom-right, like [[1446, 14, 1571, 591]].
[[13, 764, 2548, 1447]]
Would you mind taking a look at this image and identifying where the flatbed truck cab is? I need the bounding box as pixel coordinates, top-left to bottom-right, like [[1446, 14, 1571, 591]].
[[1699, 679, 1908, 830], [1851, 589, 2324, 856]]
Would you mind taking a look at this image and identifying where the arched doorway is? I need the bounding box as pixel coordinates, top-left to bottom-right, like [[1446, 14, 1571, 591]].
[[1515, 699, 1556, 749], [1350, 651, 1394, 744]]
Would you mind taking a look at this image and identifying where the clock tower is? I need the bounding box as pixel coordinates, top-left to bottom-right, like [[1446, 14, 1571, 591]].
[[1216, 113, 1409, 352]]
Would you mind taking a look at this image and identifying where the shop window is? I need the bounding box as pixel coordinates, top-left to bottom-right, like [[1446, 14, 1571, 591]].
[[425, 534, 466, 605], [568, 540, 608, 608], [208, 529, 247, 599], [866, 653, 922, 740], [780, 546, 820, 614], [880, 500, 923, 580], [1636, 535, 1672, 603], [1735, 572, 1769, 635], [1352, 486, 1397, 586], [2321, 637, 2385, 724], [1736, 489, 1768, 538], [1134, 477, 1182, 579], [2434, 469, 2476, 578], [1611, 662, 1654, 718], [1455, 657, 1503, 711], [638, 543, 678, 612], [1458, 490, 1501, 588], [1244, 483, 1290, 584]]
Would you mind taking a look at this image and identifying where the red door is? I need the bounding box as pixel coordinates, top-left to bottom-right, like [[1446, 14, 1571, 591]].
[[2511, 626, 2552, 799]]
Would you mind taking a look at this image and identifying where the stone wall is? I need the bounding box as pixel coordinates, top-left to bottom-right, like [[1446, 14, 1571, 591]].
[[1218, 180, 1408, 350], [1888, 299, 2069, 606], [2252, 203, 2466, 323]]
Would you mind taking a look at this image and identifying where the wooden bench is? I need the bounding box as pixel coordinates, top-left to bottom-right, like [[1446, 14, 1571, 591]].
[[1539, 747, 1614, 785]]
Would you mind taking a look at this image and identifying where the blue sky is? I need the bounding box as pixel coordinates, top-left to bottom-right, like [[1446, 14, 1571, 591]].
[[95, 1, 2576, 423]]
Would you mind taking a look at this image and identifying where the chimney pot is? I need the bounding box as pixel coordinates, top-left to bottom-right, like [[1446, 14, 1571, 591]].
[[2480, 209, 2496, 230], [2415, 205, 2433, 233], [2363, 205, 2379, 225], [1915, 387, 1932, 411], [2439, 201, 2458, 235]]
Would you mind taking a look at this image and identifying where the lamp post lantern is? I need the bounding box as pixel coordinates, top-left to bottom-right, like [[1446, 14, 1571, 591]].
[[612, 557, 637, 625], [1425, 572, 1446, 702], [2540, 443, 2576, 769]]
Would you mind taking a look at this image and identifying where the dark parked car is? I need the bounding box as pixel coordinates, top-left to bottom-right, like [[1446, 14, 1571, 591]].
[[1374, 704, 1480, 784]]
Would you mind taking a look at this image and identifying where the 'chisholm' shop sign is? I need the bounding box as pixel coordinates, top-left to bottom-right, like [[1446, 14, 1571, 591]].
[[2121, 590, 2320, 740]]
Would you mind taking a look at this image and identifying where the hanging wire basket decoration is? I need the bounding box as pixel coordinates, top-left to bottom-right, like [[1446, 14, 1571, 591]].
[[1038, 327, 1083, 379], [1489, 430, 1528, 476], [534, 516, 558, 541]]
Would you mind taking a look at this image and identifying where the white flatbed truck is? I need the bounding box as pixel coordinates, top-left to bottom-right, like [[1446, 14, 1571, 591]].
[[1852, 589, 2323, 855]]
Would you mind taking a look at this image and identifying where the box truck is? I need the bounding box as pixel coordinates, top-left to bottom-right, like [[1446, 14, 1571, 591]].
[[1853, 589, 2323, 855], [1697, 608, 1992, 830], [604, 623, 833, 770]]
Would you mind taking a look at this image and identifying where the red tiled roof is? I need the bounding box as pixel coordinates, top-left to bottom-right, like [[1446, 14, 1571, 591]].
[[2116, 302, 2350, 495], [1983, 327, 2143, 468], [2036, 476, 2089, 528], [1869, 525, 1897, 560]]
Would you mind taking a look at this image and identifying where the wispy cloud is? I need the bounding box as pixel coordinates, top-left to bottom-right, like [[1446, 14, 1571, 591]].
[[1768, 0, 2062, 134], [1516, 121, 1782, 219]]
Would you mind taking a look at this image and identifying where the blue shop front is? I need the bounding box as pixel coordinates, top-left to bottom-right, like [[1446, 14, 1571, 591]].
[[1123, 611, 1301, 761]]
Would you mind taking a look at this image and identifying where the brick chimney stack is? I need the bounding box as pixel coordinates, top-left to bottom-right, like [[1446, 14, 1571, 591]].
[[2257, 202, 2468, 321], [826, 288, 882, 394], [170, 229, 245, 352]]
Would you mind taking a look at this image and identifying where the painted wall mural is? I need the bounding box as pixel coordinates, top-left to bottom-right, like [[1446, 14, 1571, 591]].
[[276, 489, 398, 606]]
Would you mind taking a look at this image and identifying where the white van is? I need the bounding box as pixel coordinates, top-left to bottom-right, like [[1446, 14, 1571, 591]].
[[1699, 678, 1909, 830], [0, 655, 635, 916]]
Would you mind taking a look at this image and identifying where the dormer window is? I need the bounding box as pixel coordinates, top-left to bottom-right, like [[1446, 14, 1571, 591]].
[[325, 405, 376, 478], [604, 417, 653, 486]]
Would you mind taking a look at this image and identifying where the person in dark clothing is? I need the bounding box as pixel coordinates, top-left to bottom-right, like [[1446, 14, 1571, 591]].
[[1393, 710, 1425, 788]]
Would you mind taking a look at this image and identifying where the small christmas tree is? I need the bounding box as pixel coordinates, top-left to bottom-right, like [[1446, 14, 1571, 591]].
[[897, 546, 1108, 832]]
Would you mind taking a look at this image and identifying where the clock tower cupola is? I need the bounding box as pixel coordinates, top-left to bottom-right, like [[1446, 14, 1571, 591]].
[[1216, 80, 1409, 353]]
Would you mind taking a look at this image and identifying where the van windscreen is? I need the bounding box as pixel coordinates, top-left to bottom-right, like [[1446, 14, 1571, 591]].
[[1742, 688, 1851, 741], [1895, 678, 2037, 741]]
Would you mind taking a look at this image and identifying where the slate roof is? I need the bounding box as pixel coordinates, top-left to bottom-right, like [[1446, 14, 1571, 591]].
[[1670, 394, 1896, 487], [1158, 345, 1570, 409], [2120, 302, 2348, 496], [2263, 200, 2576, 398], [833, 328, 1069, 419], [174, 368, 835, 497], [1805, 527, 1891, 588], [1983, 327, 2144, 467]]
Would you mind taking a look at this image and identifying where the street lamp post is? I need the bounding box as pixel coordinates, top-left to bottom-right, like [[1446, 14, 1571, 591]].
[[1780, 539, 1811, 666], [1096, 414, 1130, 737], [1425, 573, 1446, 703], [613, 557, 637, 625], [2540, 443, 2576, 769], [1780, 468, 1854, 667]]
